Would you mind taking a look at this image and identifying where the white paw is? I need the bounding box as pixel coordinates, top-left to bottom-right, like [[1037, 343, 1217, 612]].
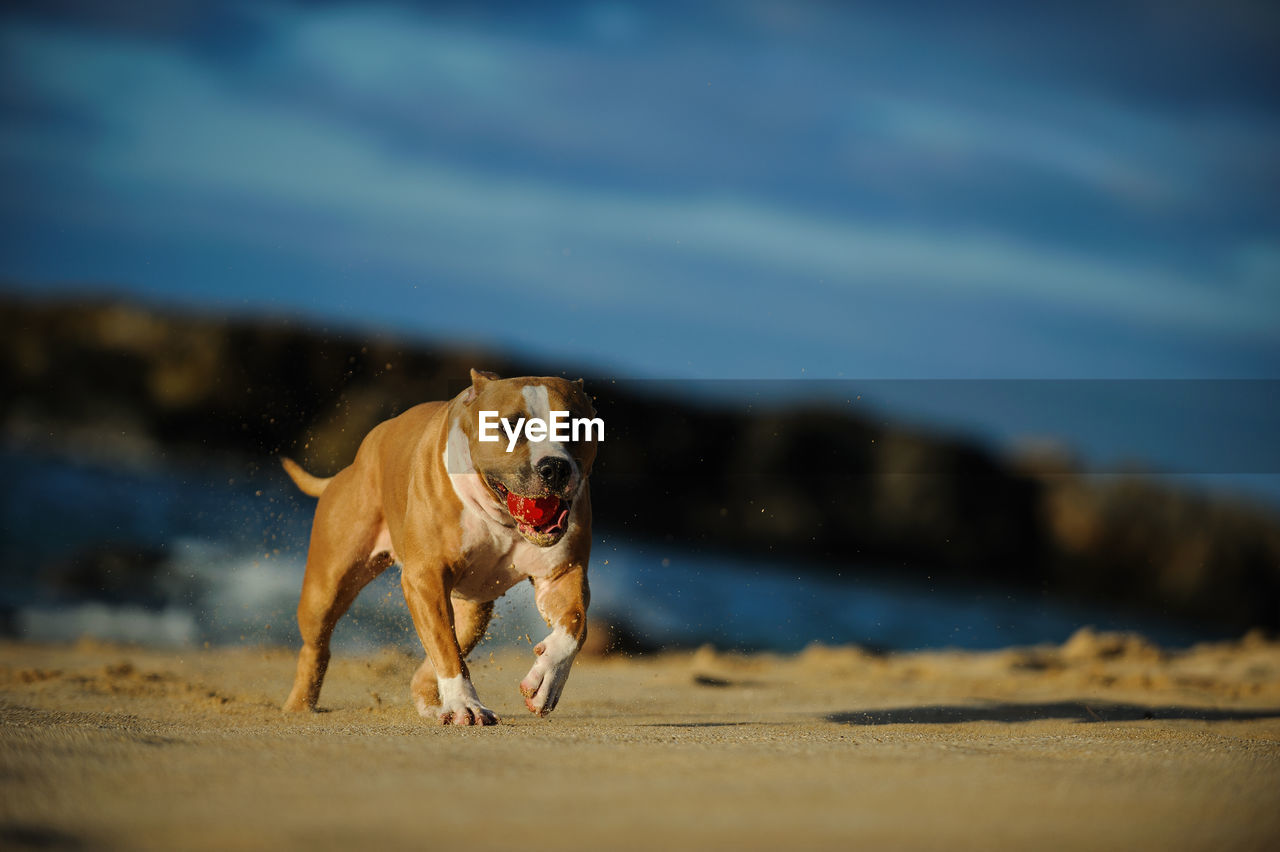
[[419, 674, 499, 726], [519, 630, 578, 717]]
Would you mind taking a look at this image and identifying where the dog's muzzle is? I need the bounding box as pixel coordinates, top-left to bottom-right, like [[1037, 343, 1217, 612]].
[[486, 476, 573, 546]]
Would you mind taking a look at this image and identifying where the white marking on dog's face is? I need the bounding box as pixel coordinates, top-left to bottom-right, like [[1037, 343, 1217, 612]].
[[522, 384, 552, 427], [522, 384, 579, 486]]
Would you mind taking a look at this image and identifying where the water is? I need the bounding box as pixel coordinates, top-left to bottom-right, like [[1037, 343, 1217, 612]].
[[0, 447, 1222, 652]]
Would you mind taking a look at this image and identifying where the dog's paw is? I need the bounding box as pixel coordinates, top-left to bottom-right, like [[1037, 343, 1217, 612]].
[[418, 675, 499, 726], [439, 701, 499, 726], [519, 635, 577, 717]]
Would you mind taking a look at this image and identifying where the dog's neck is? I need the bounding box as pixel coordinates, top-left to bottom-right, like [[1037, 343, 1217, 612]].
[[443, 407, 512, 530]]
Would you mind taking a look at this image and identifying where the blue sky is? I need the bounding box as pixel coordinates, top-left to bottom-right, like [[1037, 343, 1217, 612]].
[[2, 0, 1278, 382]]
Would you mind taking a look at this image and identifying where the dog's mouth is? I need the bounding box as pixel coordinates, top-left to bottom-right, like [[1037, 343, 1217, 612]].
[[486, 478, 571, 545]]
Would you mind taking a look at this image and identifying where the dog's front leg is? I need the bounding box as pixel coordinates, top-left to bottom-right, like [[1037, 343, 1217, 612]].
[[521, 565, 589, 717], [402, 569, 499, 726]]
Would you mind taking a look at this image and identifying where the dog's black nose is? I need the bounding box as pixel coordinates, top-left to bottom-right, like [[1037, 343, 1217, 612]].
[[536, 456, 572, 490]]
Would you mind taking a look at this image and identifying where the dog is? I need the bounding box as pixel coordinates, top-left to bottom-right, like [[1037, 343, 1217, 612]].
[[280, 369, 598, 725]]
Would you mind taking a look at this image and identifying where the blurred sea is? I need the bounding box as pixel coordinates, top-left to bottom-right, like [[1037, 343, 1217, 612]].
[[0, 447, 1228, 653]]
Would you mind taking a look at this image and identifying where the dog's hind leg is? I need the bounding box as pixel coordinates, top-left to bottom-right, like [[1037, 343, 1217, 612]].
[[283, 471, 391, 713], [409, 596, 495, 715]]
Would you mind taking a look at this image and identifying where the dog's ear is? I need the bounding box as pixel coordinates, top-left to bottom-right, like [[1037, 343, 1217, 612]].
[[464, 368, 500, 404], [572, 378, 596, 416]]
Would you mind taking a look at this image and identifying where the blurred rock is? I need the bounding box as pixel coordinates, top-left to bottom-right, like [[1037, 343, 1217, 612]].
[[1059, 627, 1166, 663], [42, 543, 173, 608], [1034, 473, 1280, 628], [3, 293, 1279, 632], [580, 618, 655, 657]]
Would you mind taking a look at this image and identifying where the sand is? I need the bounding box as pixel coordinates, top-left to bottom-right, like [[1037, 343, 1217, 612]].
[[2, 629, 1279, 851]]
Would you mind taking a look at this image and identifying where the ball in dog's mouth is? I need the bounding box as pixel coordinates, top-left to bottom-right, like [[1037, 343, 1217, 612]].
[[487, 479, 571, 544]]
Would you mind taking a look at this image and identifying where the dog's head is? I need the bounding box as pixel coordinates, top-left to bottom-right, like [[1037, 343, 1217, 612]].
[[457, 369, 599, 547]]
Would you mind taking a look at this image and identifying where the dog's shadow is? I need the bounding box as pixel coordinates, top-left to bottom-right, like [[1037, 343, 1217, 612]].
[[827, 701, 1280, 726]]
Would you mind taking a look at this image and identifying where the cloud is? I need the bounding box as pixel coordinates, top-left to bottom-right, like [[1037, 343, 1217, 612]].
[[242, 1, 1279, 217], [1, 4, 1277, 378]]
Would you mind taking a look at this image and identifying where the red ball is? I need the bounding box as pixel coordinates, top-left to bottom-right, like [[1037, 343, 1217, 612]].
[[507, 493, 561, 525]]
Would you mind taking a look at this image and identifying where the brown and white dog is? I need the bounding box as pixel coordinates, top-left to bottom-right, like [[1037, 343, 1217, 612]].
[[280, 369, 598, 725]]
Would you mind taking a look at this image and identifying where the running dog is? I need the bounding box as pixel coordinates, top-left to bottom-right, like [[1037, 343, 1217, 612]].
[[280, 370, 597, 725]]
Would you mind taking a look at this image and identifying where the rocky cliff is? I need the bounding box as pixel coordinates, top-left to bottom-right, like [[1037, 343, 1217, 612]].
[[3, 293, 1277, 630]]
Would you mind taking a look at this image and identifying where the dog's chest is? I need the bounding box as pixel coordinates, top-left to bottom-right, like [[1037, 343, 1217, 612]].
[[452, 557, 524, 602], [450, 515, 572, 602], [448, 513, 539, 601]]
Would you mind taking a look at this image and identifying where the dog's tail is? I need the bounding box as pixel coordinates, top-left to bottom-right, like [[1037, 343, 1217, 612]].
[[280, 457, 331, 498]]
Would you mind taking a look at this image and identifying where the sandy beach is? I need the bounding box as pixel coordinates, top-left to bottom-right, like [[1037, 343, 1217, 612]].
[[2, 629, 1279, 851]]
